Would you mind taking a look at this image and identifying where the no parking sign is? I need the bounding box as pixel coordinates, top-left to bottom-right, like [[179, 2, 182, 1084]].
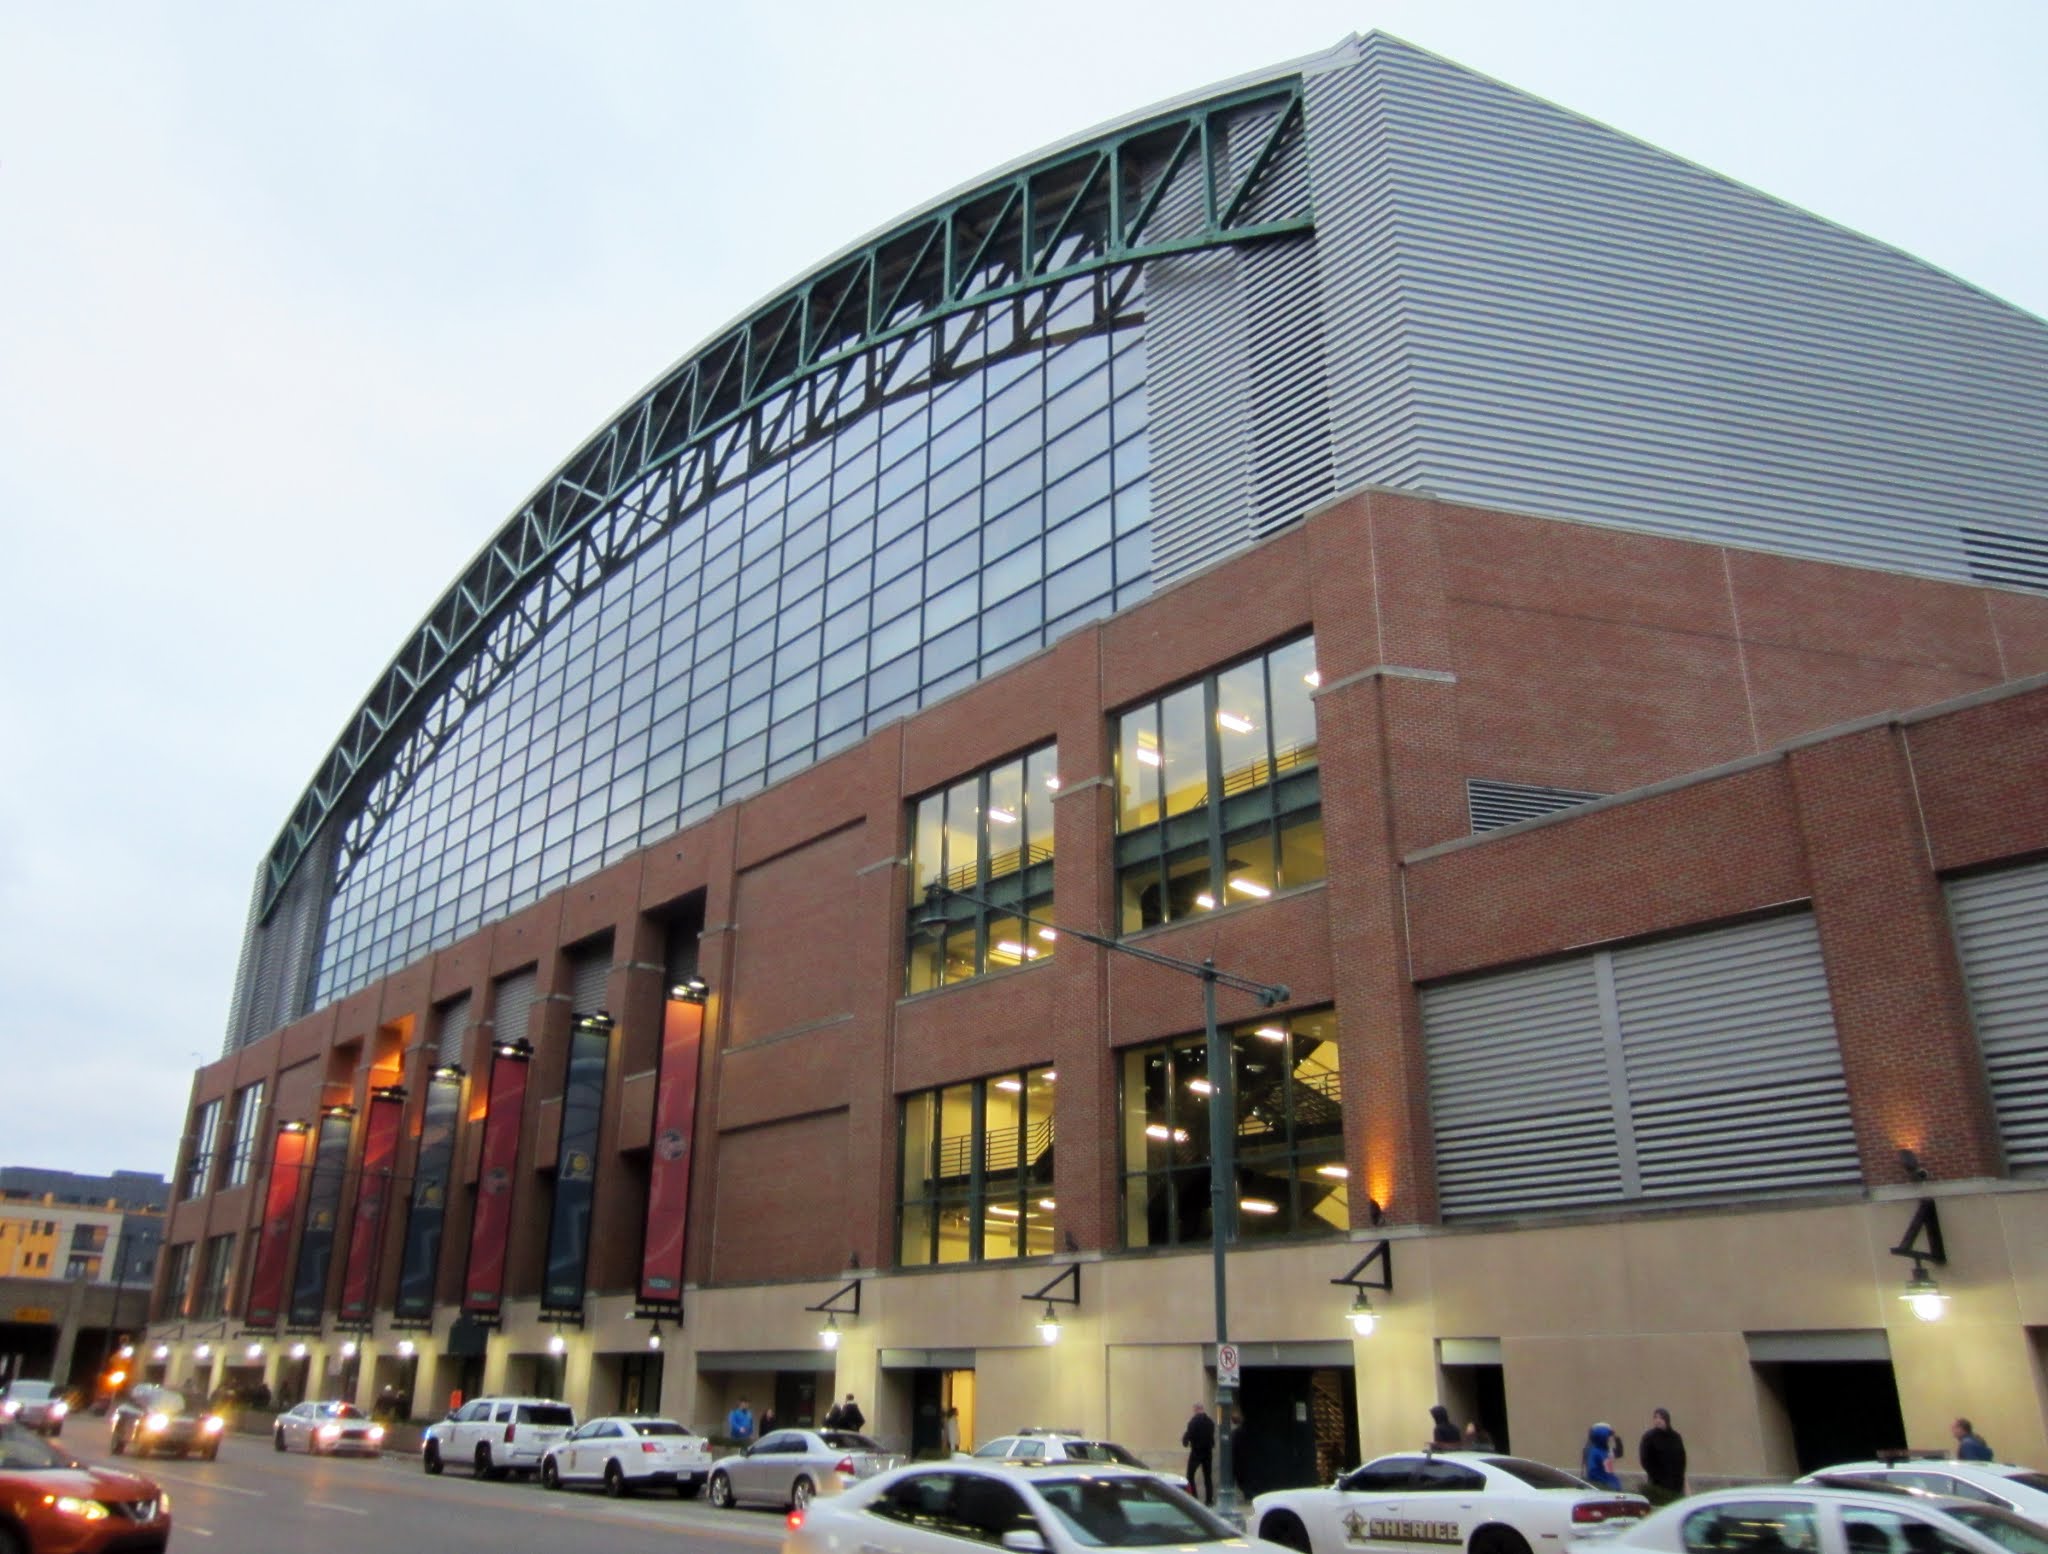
[[1217, 1343, 1241, 1387]]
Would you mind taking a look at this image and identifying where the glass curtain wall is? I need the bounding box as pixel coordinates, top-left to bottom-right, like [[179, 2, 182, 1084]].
[[907, 745, 1058, 991], [1120, 1007, 1345, 1246], [899, 1066, 1056, 1264], [1114, 637, 1323, 932], [314, 287, 1149, 1005]]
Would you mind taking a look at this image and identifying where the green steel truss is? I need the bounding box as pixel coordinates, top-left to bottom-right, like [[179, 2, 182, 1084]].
[[263, 77, 1312, 920]]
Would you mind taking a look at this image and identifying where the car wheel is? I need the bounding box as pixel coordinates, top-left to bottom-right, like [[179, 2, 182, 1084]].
[[202, 1447, 219, 1462], [476, 1443, 497, 1480], [678, 1479, 701, 1499], [709, 1470, 734, 1509], [274, 1429, 287, 1453], [541, 1457, 561, 1490], [1261, 1512, 1312, 1553], [110, 1431, 126, 1456], [791, 1475, 815, 1511], [604, 1461, 626, 1498], [423, 1442, 444, 1476], [0, 1521, 25, 1554], [1471, 1528, 1534, 1554]]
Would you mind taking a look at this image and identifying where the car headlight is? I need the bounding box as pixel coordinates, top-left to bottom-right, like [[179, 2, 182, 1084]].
[[317, 1424, 341, 1440], [50, 1401, 68, 1417], [368, 1426, 386, 1441], [161, 1491, 172, 1512], [203, 1415, 226, 1434], [2, 1401, 19, 1415], [46, 1495, 110, 1521], [144, 1413, 169, 1432]]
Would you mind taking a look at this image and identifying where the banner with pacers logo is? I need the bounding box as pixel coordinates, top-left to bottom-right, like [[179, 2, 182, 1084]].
[[462, 1041, 532, 1316], [638, 993, 704, 1312]]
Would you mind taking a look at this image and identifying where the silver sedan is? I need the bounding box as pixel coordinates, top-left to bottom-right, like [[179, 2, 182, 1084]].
[[708, 1428, 904, 1510], [272, 1400, 386, 1455]]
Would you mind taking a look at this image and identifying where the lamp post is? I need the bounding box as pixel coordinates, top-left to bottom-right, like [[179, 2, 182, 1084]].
[[920, 881, 1288, 1523]]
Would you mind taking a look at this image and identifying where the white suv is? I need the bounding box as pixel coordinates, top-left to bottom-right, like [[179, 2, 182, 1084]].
[[423, 1396, 577, 1480]]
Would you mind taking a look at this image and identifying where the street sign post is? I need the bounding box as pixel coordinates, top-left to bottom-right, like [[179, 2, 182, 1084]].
[[1217, 1342, 1240, 1388]]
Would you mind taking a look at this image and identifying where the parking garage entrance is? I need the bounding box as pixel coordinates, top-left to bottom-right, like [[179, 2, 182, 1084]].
[[1215, 1343, 1358, 1495], [1749, 1332, 1908, 1473]]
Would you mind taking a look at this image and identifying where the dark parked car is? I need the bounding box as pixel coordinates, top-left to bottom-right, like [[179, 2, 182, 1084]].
[[108, 1386, 226, 1461]]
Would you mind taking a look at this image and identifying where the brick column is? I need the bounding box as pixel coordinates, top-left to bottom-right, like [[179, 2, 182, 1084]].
[[1787, 725, 2002, 1182]]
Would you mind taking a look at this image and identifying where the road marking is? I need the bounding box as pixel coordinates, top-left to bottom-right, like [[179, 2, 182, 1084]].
[[185, 1528, 215, 1538], [139, 1468, 263, 1496], [307, 1500, 369, 1515]]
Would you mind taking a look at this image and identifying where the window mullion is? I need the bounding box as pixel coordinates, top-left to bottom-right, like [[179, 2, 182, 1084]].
[[1202, 676, 1226, 901], [969, 1081, 987, 1260]]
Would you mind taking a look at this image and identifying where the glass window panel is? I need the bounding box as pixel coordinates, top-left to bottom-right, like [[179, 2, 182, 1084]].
[[1023, 747, 1057, 865], [1046, 504, 1112, 575], [1216, 660, 1271, 795], [1045, 549, 1112, 621], [1159, 686, 1208, 820], [1278, 811, 1325, 891], [868, 650, 918, 710], [942, 778, 978, 891], [1119, 702, 1163, 831], [1267, 637, 1319, 773]]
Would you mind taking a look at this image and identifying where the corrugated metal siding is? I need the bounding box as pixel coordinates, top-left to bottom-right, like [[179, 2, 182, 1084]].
[[224, 829, 334, 1052], [1315, 35, 2048, 586], [434, 994, 472, 1067], [1467, 778, 1604, 833], [568, 941, 613, 1016], [492, 968, 537, 1049], [1425, 912, 1859, 1217], [1948, 862, 2048, 1172], [1611, 915, 1860, 1198]]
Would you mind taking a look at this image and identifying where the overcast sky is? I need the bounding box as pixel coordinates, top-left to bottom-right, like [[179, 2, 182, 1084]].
[[1, 0, 2041, 1183]]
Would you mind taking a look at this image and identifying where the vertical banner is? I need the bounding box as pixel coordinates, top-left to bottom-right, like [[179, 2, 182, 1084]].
[[541, 1017, 613, 1313], [394, 1072, 462, 1320], [288, 1109, 354, 1328], [462, 1044, 531, 1316], [638, 996, 704, 1310], [337, 1090, 404, 1323], [244, 1122, 311, 1329]]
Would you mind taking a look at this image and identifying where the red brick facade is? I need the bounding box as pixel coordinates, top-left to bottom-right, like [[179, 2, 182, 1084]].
[[159, 490, 2048, 1323]]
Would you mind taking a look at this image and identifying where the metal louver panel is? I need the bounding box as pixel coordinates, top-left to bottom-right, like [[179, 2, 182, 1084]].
[[1948, 861, 2048, 1171], [434, 994, 472, 1066], [1467, 778, 1604, 833], [492, 968, 538, 1049], [568, 942, 613, 1017], [1612, 915, 1859, 1198], [1423, 959, 1623, 1216]]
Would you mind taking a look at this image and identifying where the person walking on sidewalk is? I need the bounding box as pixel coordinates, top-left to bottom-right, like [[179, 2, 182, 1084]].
[[1953, 1418, 1995, 1462], [1639, 1409, 1687, 1505], [1182, 1403, 1217, 1505]]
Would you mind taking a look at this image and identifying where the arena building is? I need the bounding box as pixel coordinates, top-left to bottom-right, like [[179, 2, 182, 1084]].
[[150, 33, 2048, 1482]]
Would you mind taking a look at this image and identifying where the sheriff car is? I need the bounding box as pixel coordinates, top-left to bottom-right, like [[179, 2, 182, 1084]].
[[1251, 1451, 1648, 1554]]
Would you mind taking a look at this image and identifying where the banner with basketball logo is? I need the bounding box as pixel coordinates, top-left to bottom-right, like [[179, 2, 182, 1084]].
[[462, 1044, 531, 1316], [244, 1121, 311, 1328], [541, 1016, 614, 1313], [337, 1089, 404, 1322], [288, 1109, 354, 1327], [638, 996, 704, 1311]]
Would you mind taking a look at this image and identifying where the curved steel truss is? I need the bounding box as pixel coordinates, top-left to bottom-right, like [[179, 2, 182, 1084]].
[[262, 76, 1313, 919]]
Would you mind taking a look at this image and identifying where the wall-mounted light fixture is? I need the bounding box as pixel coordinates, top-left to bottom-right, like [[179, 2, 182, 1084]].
[[574, 1012, 616, 1035], [195, 1343, 213, 1361], [153, 1343, 170, 1360], [493, 1038, 534, 1061], [646, 1321, 664, 1352], [547, 1328, 567, 1356], [341, 1339, 358, 1359], [396, 1339, 416, 1359], [1021, 1264, 1081, 1344], [805, 1269, 863, 1350], [669, 977, 710, 1004], [245, 1341, 264, 1361], [289, 1342, 308, 1361], [431, 1064, 465, 1083], [1890, 1196, 1949, 1322], [1332, 1240, 1393, 1338]]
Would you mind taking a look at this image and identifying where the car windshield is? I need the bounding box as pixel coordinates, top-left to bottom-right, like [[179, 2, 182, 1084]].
[[1943, 1508, 2048, 1554], [517, 1405, 574, 1426], [138, 1388, 190, 1415], [1035, 1474, 1235, 1547], [1063, 1442, 1146, 1466], [634, 1421, 689, 1436], [1485, 1457, 1595, 1490], [824, 1432, 886, 1452], [973, 1440, 1016, 1458], [6, 1382, 55, 1401], [0, 1427, 79, 1470]]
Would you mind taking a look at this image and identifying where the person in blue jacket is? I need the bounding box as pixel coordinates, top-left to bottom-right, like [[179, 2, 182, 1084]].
[[1953, 1418, 1995, 1462], [1582, 1422, 1623, 1488]]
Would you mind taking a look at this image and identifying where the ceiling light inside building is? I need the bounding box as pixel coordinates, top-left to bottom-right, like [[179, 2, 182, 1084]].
[[1239, 1198, 1280, 1215], [1254, 1026, 1286, 1042], [1229, 878, 1272, 898], [987, 806, 1018, 824], [1318, 1165, 1350, 1179]]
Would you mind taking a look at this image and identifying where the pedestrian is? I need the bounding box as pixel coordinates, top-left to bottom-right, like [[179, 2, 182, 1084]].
[[1182, 1402, 1217, 1505], [1953, 1418, 1994, 1462], [943, 1405, 962, 1453], [1463, 1421, 1496, 1451], [824, 1398, 845, 1429], [837, 1393, 866, 1432], [1639, 1409, 1687, 1505], [727, 1396, 754, 1446], [1582, 1422, 1623, 1489], [1428, 1404, 1461, 1449], [1228, 1410, 1253, 1499]]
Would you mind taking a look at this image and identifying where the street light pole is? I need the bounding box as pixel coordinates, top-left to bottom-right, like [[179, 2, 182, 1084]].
[[919, 883, 1286, 1524]]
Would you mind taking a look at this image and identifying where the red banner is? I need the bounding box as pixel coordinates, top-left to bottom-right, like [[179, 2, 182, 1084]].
[[462, 1048, 530, 1315], [337, 1093, 403, 1322], [638, 998, 704, 1309], [244, 1123, 310, 1329]]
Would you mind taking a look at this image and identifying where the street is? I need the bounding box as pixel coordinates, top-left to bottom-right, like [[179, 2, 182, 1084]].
[[62, 1434, 793, 1554]]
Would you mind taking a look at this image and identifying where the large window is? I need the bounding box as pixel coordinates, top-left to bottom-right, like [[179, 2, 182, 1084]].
[[907, 745, 1058, 992], [193, 1233, 236, 1319], [222, 1082, 266, 1189], [181, 1100, 222, 1200], [1114, 637, 1322, 932], [899, 1066, 1056, 1264], [158, 1240, 195, 1319], [1120, 1007, 1346, 1247]]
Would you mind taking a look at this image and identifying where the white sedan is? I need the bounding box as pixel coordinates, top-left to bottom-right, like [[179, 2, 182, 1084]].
[[786, 1461, 1296, 1554], [1250, 1451, 1648, 1554], [272, 1400, 386, 1456], [1798, 1462, 2048, 1523], [1593, 1483, 2048, 1554], [540, 1415, 712, 1498]]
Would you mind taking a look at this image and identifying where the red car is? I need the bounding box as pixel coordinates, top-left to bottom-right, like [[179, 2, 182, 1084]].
[[0, 1423, 170, 1554]]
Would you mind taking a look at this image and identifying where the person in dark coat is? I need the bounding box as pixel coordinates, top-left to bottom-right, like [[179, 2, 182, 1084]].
[[1639, 1409, 1687, 1504], [1182, 1403, 1217, 1505], [1428, 1405, 1461, 1449], [836, 1393, 865, 1432], [823, 1399, 845, 1429], [1463, 1421, 1496, 1451]]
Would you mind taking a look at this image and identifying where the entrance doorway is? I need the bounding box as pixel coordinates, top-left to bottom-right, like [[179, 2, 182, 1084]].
[[1234, 1366, 1358, 1495], [774, 1370, 821, 1430], [1755, 1360, 1907, 1472], [906, 1367, 977, 1457], [1439, 1362, 1509, 1453]]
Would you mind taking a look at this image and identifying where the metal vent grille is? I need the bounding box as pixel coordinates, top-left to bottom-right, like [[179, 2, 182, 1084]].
[[1947, 861, 2048, 1171], [568, 941, 613, 1017], [1467, 779, 1604, 833], [1424, 912, 1859, 1218], [492, 968, 538, 1050], [434, 994, 472, 1066], [1961, 527, 2048, 593]]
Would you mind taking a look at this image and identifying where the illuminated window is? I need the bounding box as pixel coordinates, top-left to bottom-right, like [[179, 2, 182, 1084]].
[[906, 745, 1058, 992], [1114, 637, 1322, 932], [898, 1066, 1057, 1265], [182, 1100, 223, 1200], [1120, 1007, 1346, 1247]]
